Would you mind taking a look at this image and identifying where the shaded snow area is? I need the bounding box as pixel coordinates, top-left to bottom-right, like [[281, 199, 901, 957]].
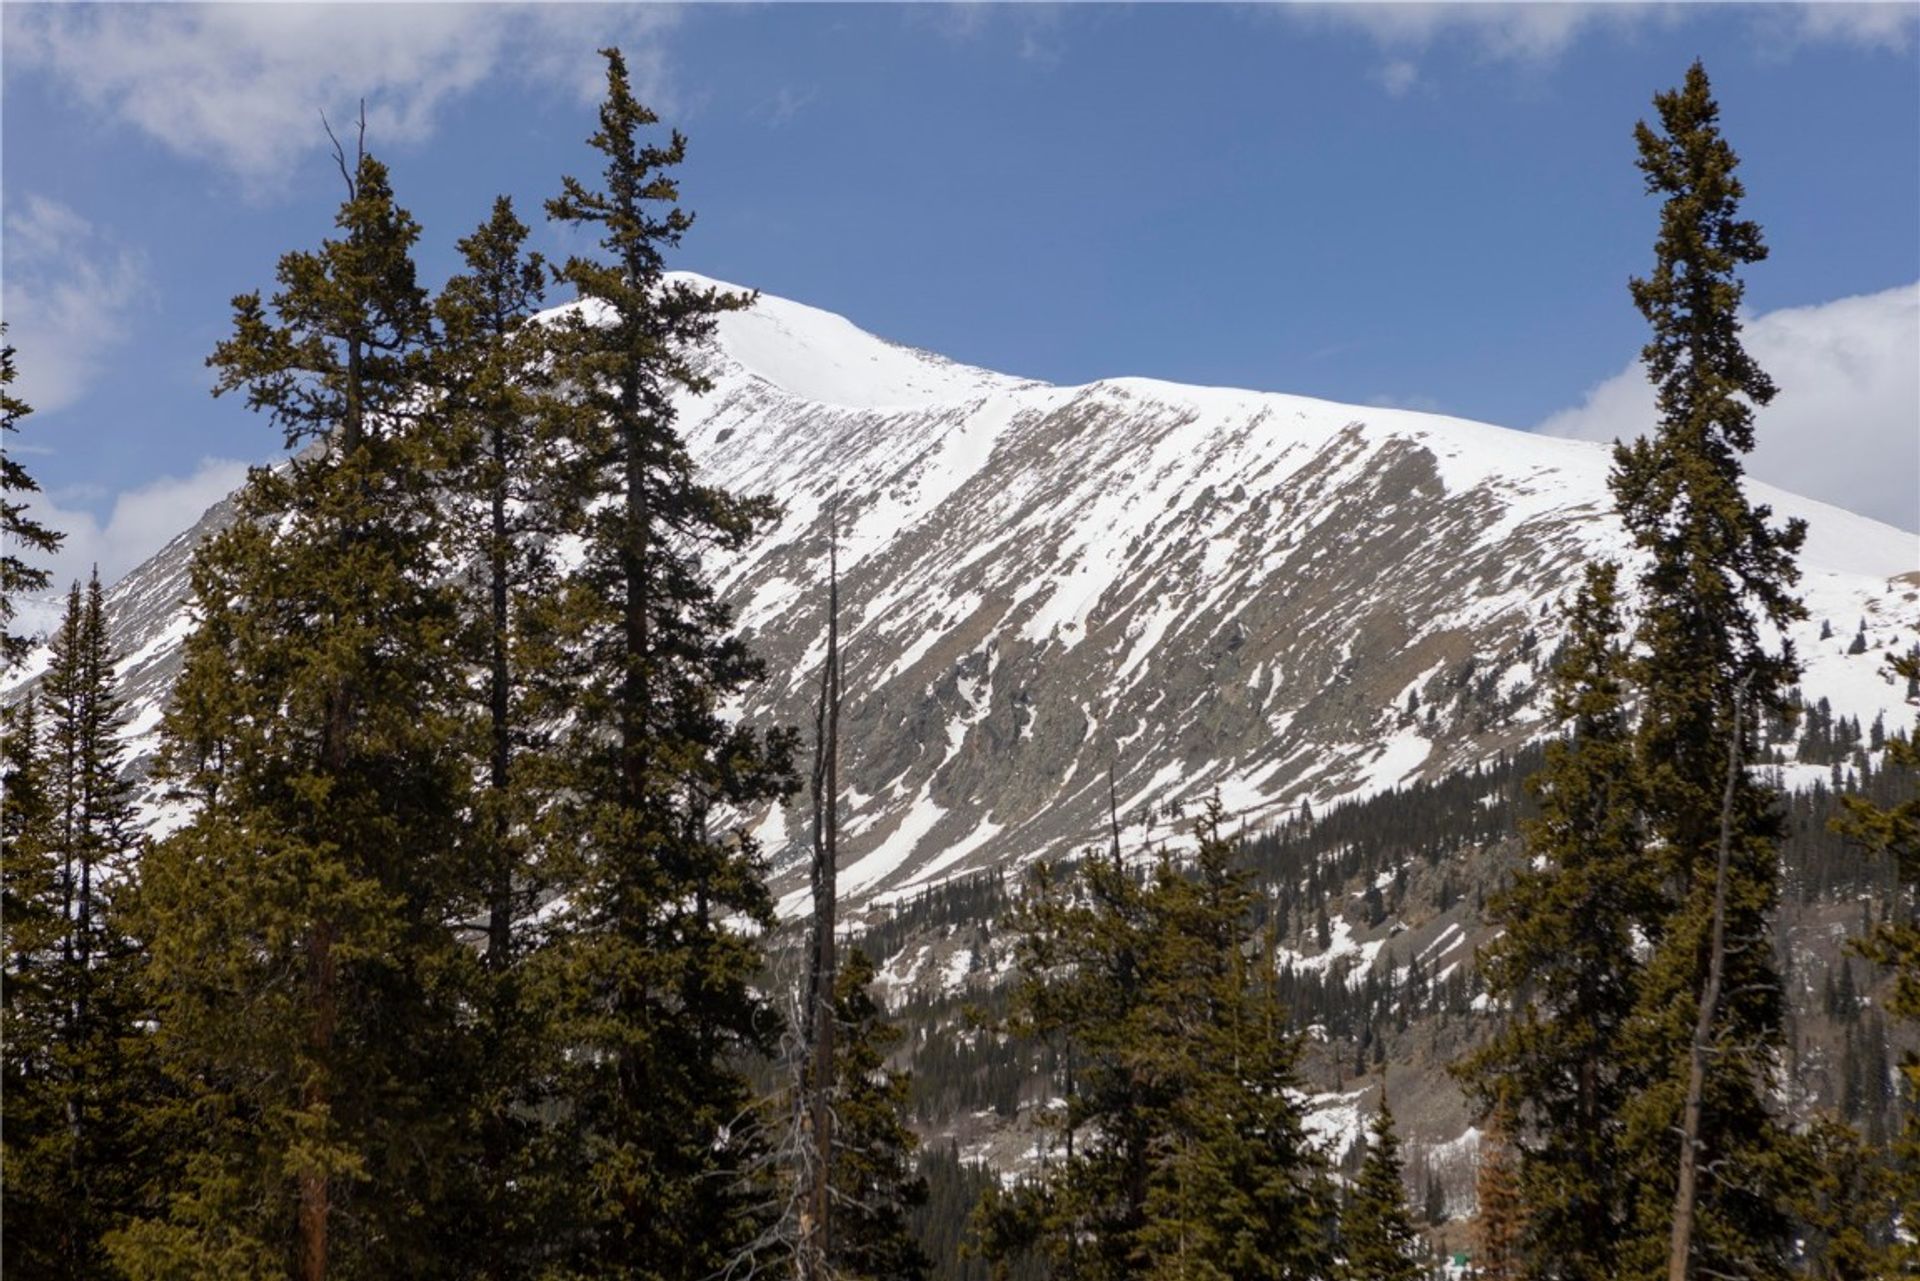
[[1299, 1085, 1372, 1162], [1275, 914, 1388, 986], [6, 274, 1915, 919]]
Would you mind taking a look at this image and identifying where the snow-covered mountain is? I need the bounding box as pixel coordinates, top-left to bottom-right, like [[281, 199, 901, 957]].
[[13, 274, 1917, 910]]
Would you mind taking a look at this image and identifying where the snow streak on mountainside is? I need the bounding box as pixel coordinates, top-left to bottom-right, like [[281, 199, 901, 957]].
[[11, 273, 1918, 910]]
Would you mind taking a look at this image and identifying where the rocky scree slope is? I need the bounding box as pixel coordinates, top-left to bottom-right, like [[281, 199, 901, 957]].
[[9, 274, 1917, 916]]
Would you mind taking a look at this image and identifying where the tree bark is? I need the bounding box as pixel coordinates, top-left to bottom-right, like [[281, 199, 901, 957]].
[[487, 413, 513, 971], [1666, 686, 1744, 1281], [801, 498, 841, 1280]]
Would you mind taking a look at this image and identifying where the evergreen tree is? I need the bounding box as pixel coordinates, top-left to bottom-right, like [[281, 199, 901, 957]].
[[1455, 562, 1648, 1280], [3, 574, 153, 1277], [1834, 646, 1920, 1263], [526, 47, 798, 1277], [1471, 1095, 1526, 1281], [1, 689, 69, 1271], [1789, 1115, 1895, 1281], [1608, 60, 1805, 1281], [828, 947, 932, 1281], [1338, 1098, 1421, 1281], [108, 143, 479, 1281], [433, 193, 565, 975], [979, 799, 1331, 1280], [429, 194, 575, 1272], [1, 329, 64, 670]]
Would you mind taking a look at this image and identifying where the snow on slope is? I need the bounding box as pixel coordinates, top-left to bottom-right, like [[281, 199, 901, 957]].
[[673, 272, 1033, 410], [9, 273, 1916, 913], [673, 275, 1917, 906]]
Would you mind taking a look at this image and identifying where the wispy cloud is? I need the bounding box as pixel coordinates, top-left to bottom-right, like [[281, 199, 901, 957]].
[[1537, 282, 1920, 532], [1753, 1, 1920, 58], [910, 2, 1066, 65], [1373, 58, 1421, 98], [1366, 391, 1445, 414], [11, 458, 255, 638], [1285, 2, 1916, 97], [3, 4, 682, 195], [767, 86, 818, 128], [2, 196, 150, 417]]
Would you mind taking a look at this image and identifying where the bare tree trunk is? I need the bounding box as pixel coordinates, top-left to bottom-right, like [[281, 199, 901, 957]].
[[800, 498, 841, 1280], [1666, 685, 1744, 1281], [486, 415, 513, 971], [621, 376, 650, 811]]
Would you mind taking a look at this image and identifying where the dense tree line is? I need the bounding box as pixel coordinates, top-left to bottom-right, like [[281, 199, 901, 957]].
[[1454, 60, 1908, 1281], [0, 49, 915, 1281], [3, 52, 1915, 1281]]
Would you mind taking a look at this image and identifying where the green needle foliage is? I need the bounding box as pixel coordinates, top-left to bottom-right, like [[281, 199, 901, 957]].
[[0, 331, 64, 672], [1458, 61, 1811, 1281], [3, 574, 154, 1278], [524, 47, 799, 1278], [109, 146, 480, 1281], [429, 194, 578, 1272], [1457, 561, 1650, 1280], [1337, 1099, 1421, 1281], [1610, 60, 1806, 1281], [1834, 645, 1920, 1266], [978, 798, 1332, 1280], [828, 947, 933, 1281]]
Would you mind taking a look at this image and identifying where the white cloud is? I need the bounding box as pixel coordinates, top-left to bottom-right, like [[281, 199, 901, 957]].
[[1284, 1, 1656, 92], [1307, 2, 1630, 64], [1373, 58, 1421, 97], [1289, 2, 1915, 95], [12, 458, 254, 638], [4, 4, 681, 193], [1753, 2, 1919, 57], [2, 196, 151, 415], [1537, 283, 1920, 533], [767, 86, 818, 128]]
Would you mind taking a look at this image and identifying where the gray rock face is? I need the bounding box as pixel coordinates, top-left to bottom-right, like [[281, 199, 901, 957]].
[[11, 275, 1915, 907]]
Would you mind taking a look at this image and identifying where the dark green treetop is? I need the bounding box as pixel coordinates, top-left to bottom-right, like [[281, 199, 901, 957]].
[[0, 332, 64, 671], [1456, 561, 1650, 1280], [1610, 60, 1804, 1281], [828, 947, 933, 1281], [524, 46, 798, 1278], [110, 143, 478, 1281], [1338, 1098, 1422, 1281]]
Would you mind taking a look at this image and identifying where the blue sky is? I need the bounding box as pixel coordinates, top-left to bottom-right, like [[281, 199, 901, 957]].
[[3, 2, 1916, 600]]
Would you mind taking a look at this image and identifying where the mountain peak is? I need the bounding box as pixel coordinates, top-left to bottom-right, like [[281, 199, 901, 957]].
[[666, 271, 1035, 411]]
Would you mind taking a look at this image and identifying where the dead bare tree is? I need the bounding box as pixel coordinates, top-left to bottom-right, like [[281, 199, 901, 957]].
[[799, 495, 842, 1280], [1666, 680, 1745, 1281]]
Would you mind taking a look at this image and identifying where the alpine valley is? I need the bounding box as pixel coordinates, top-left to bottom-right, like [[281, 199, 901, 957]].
[[8, 276, 1916, 1225]]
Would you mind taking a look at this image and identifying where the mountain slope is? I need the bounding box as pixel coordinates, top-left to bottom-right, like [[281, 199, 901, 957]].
[[10, 273, 1916, 909]]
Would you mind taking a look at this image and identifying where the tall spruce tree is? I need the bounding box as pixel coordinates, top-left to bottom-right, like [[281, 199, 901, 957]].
[[430, 194, 575, 1272], [433, 193, 564, 976], [1456, 561, 1649, 1280], [979, 799, 1331, 1280], [826, 947, 932, 1281], [1607, 60, 1805, 1281], [1, 689, 71, 1275], [3, 573, 152, 1277], [109, 144, 479, 1281], [1337, 1099, 1421, 1281], [527, 46, 798, 1276], [1834, 646, 1920, 1264], [1, 330, 64, 671]]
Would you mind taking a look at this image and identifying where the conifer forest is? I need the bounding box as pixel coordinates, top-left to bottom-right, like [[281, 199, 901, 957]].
[[3, 36, 1917, 1281]]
